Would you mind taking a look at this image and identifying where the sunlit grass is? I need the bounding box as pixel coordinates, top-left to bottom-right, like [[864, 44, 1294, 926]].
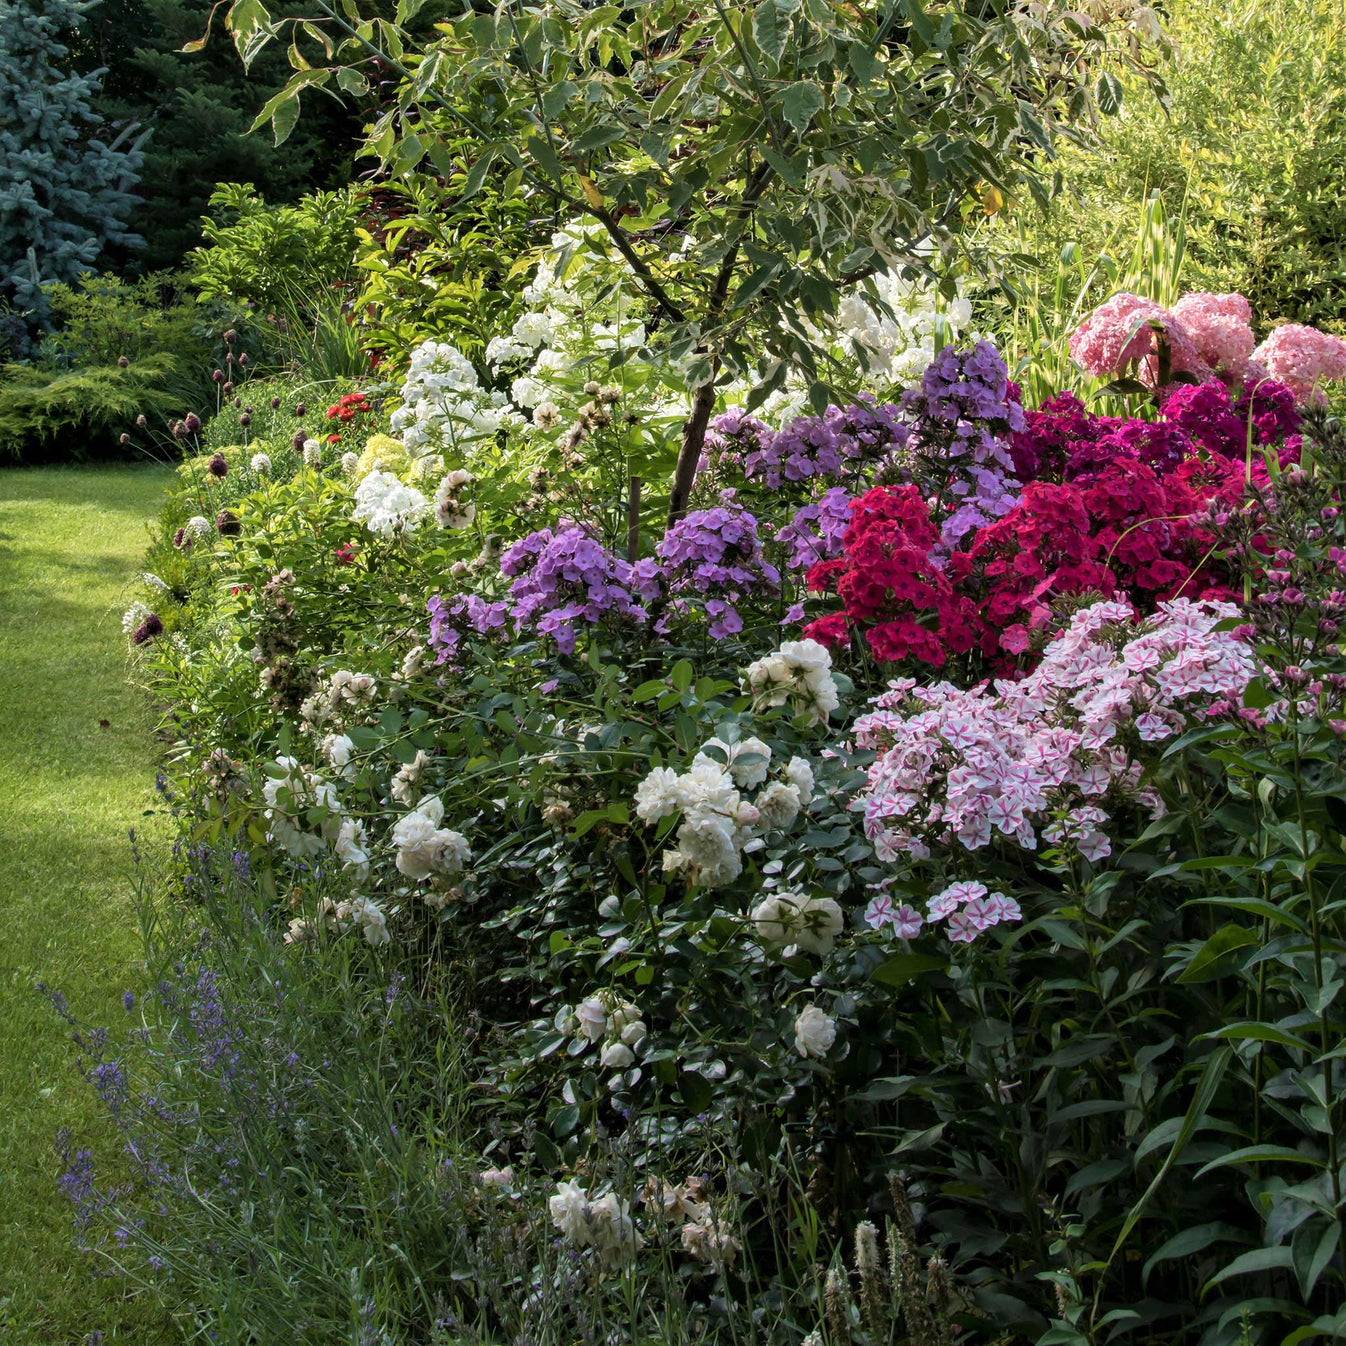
[[0, 465, 177, 1343]]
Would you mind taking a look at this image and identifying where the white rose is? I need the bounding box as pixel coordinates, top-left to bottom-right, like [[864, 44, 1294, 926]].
[[794, 1004, 837, 1059], [549, 1180, 589, 1240], [575, 996, 609, 1042], [600, 1040, 635, 1069], [793, 895, 844, 955], [784, 756, 815, 801]]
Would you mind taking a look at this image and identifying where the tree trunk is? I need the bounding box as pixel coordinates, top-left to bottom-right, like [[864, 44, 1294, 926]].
[[666, 377, 718, 527]]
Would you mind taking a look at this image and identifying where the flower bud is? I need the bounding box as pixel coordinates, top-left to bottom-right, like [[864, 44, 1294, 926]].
[[116, 355, 129, 368]]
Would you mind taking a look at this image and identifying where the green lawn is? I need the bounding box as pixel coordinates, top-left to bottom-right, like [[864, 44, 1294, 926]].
[[0, 466, 178, 1343]]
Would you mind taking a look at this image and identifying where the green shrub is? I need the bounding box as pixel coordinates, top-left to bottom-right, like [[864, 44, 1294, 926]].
[[0, 357, 185, 463], [1001, 0, 1346, 333]]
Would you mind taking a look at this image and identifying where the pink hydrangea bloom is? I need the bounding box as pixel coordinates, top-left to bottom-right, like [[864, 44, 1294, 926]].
[[1171, 292, 1255, 377], [1252, 324, 1346, 403], [1069, 292, 1211, 388]]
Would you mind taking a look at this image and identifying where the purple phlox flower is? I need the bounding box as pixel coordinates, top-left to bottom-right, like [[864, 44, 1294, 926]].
[[499, 522, 660, 654], [656, 498, 779, 638], [776, 487, 854, 570]]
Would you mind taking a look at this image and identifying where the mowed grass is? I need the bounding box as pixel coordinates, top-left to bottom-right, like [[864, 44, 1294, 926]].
[[0, 466, 177, 1343]]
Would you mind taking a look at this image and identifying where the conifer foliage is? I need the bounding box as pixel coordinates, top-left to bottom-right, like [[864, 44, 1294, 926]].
[[0, 0, 145, 314]]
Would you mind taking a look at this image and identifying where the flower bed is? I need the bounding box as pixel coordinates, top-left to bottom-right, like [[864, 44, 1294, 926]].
[[75, 283, 1346, 1343]]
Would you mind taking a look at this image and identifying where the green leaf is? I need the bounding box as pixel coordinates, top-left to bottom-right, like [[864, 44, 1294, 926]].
[[1107, 1045, 1232, 1272], [779, 81, 824, 135], [573, 123, 626, 153], [1206, 1245, 1294, 1289], [1199, 1022, 1315, 1053], [1194, 1144, 1323, 1179], [226, 0, 275, 70], [670, 659, 694, 693], [1142, 1223, 1248, 1288], [871, 952, 946, 987], [1293, 1219, 1338, 1299], [550, 1104, 582, 1138], [1096, 70, 1124, 115], [752, 0, 798, 65], [1175, 925, 1259, 983], [901, 0, 935, 46], [678, 1071, 713, 1113], [542, 80, 578, 118]]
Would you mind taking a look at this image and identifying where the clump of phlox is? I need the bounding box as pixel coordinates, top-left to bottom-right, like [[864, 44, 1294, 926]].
[[499, 523, 661, 655], [655, 496, 780, 638], [850, 598, 1256, 871], [389, 340, 523, 455], [352, 471, 430, 539]]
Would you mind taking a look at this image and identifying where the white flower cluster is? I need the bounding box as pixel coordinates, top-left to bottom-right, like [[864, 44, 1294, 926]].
[[185, 515, 212, 540], [300, 668, 378, 729], [549, 1180, 643, 1267], [389, 748, 430, 805], [142, 571, 170, 593], [351, 470, 430, 539], [302, 439, 322, 468], [744, 639, 840, 726], [261, 756, 343, 860], [284, 893, 388, 947], [389, 340, 524, 456], [644, 1179, 741, 1270], [752, 892, 845, 957], [633, 737, 816, 888], [250, 451, 271, 474], [834, 270, 974, 386], [122, 600, 151, 633], [555, 992, 647, 1081], [433, 468, 476, 530], [341, 450, 359, 474], [321, 731, 357, 780], [390, 795, 470, 887]]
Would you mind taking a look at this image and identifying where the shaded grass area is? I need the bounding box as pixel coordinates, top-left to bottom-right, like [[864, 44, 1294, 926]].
[[0, 466, 178, 1343]]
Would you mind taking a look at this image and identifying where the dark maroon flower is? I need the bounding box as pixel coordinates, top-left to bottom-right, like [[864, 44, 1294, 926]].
[[207, 453, 228, 478], [239, 412, 251, 428], [238, 353, 249, 367], [292, 430, 306, 452], [215, 509, 241, 538], [184, 413, 202, 434], [212, 369, 225, 384], [172, 527, 189, 549], [171, 420, 189, 441], [243, 406, 253, 415], [294, 402, 307, 417], [270, 397, 280, 409], [117, 355, 129, 368], [223, 329, 237, 344], [222, 381, 234, 395], [132, 614, 164, 645]]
